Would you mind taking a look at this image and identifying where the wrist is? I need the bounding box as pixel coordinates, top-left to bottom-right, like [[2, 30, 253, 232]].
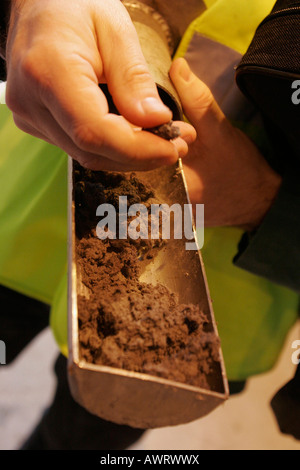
[[234, 129, 283, 231]]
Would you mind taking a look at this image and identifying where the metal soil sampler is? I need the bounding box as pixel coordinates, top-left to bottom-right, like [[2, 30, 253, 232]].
[[67, 0, 229, 428]]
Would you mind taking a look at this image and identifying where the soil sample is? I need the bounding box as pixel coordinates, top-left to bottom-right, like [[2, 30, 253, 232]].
[[143, 120, 181, 140], [74, 163, 220, 390]]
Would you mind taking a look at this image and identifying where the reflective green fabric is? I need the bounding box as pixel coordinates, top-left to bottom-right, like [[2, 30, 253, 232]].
[[176, 0, 276, 57], [202, 228, 298, 380], [0, 107, 68, 306]]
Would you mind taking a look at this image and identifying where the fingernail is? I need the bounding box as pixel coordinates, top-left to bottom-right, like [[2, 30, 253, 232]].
[[141, 97, 171, 115], [178, 59, 192, 82]]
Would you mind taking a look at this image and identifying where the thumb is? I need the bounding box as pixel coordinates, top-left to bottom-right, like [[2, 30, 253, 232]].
[[99, 5, 172, 128], [169, 58, 225, 137]]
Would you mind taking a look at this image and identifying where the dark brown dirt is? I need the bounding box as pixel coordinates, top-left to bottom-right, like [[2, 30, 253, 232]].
[[143, 120, 181, 140], [74, 163, 220, 390]]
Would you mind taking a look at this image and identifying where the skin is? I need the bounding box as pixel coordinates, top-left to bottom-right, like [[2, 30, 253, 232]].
[[169, 58, 282, 229], [5, 0, 281, 228], [5, 0, 195, 171]]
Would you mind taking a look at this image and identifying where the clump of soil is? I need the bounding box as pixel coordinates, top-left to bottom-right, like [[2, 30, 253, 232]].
[[74, 163, 220, 389], [143, 120, 181, 140]]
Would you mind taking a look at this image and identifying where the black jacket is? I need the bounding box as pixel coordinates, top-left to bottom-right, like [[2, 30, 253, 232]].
[[234, 0, 300, 293]]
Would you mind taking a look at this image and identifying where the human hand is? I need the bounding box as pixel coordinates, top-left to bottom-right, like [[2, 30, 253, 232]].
[[169, 58, 282, 229], [5, 0, 195, 171]]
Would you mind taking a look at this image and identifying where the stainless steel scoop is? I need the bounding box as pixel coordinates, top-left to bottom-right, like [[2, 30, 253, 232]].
[[67, 0, 228, 428]]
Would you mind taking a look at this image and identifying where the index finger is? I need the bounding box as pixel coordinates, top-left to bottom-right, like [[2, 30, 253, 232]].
[[41, 59, 182, 166]]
